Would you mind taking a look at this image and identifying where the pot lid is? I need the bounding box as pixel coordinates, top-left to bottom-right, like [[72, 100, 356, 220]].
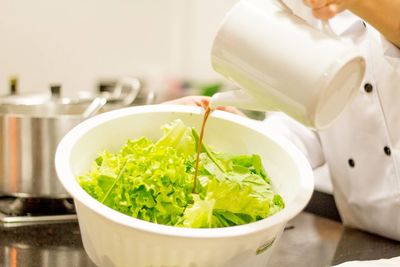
[[0, 85, 81, 106], [0, 85, 100, 117], [0, 77, 146, 117], [0, 92, 52, 105]]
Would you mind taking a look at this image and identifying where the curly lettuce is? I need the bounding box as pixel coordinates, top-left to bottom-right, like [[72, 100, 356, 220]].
[[78, 119, 284, 228]]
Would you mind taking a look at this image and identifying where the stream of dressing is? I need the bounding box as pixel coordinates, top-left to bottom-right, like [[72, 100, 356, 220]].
[[192, 106, 212, 193]]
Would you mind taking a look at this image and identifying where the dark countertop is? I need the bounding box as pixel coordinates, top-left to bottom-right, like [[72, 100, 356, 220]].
[[1, 212, 399, 267]]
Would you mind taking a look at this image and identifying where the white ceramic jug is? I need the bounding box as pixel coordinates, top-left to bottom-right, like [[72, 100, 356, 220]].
[[210, 0, 365, 130]]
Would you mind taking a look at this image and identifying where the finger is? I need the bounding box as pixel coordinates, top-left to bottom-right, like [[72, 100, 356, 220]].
[[215, 106, 246, 117], [304, 0, 328, 9], [329, 2, 347, 13], [196, 98, 211, 110], [312, 3, 344, 20]]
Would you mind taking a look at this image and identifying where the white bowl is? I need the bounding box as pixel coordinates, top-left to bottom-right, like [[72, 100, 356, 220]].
[[55, 105, 314, 267]]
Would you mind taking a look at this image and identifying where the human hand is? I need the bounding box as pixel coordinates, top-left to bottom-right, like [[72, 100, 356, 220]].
[[303, 0, 356, 20], [162, 96, 246, 117]]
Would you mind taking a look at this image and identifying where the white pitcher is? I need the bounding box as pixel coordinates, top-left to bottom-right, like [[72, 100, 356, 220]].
[[210, 0, 365, 130]]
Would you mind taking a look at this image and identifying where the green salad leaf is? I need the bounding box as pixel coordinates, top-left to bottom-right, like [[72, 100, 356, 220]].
[[78, 119, 284, 228]]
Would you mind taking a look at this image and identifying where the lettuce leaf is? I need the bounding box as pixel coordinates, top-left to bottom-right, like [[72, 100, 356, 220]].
[[156, 119, 196, 157], [78, 119, 284, 228]]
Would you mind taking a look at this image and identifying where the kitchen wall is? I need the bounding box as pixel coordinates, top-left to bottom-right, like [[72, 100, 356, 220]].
[[0, 0, 238, 96]]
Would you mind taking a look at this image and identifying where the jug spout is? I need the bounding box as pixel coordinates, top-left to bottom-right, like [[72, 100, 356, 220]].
[[210, 90, 268, 112]]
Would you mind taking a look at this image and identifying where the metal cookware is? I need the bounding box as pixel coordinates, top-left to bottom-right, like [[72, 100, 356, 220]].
[[0, 77, 152, 198]]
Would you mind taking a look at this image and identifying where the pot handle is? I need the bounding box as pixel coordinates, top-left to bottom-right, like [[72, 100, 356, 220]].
[[82, 97, 107, 118], [112, 77, 142, 106]]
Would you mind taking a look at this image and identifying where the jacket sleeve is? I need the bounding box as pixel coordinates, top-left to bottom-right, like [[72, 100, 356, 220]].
[[380, 33, 400, 71], [262, 111, 325, 169]]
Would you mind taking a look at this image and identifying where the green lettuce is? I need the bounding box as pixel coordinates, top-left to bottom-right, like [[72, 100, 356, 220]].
[[78, 119, 284, 228]]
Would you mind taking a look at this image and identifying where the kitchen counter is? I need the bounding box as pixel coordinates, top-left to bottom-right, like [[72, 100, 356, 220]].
[[1, 212, 399, 267]]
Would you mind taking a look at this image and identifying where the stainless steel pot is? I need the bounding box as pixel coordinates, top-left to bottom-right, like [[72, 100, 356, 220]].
[[0, 78, 153, 198]]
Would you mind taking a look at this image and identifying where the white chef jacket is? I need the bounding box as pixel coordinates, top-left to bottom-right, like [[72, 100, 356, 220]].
[[264, 3, 400, 241]]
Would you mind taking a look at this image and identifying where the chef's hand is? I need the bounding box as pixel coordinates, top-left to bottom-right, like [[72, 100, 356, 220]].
[[304, 0, 355, 19], [162, 96, 246, 116], [303, 0, 400, 48]]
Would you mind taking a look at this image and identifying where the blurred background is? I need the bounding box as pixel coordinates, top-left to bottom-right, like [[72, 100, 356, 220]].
[[0, 0, 241, 102]]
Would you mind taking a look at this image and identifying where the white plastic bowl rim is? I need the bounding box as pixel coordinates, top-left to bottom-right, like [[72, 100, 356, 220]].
[[55, 104, 314, 239]]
